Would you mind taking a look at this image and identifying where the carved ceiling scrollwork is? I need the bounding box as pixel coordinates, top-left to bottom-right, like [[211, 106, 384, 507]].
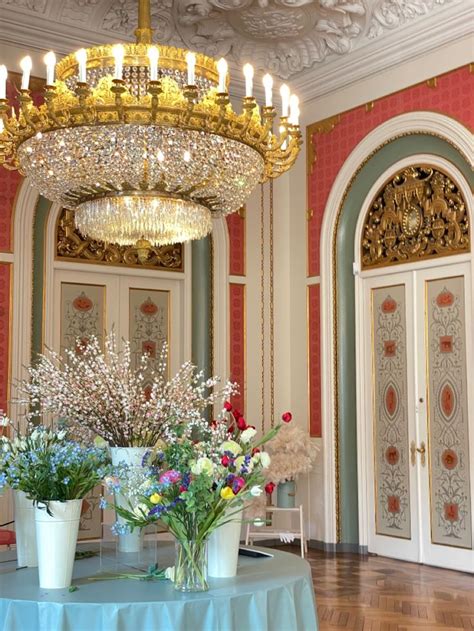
[[56, 208, 184, 271], [361, 166, 470, 269], [0, 0, 456, 81]]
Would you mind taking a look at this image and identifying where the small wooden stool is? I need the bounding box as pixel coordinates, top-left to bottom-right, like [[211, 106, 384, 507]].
[[245, 504, 308, 558]]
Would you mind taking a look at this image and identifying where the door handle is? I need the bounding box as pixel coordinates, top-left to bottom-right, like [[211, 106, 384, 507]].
[[410, 441, 426, 467]]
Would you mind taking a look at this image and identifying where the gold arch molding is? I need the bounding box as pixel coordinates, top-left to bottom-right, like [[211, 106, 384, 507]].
[[361, 165, 470, 270], [56, 208, 184, 272]]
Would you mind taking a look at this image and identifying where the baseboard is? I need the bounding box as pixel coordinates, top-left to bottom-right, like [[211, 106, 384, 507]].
[[248, 538, 368, 555], [308, 540, 368, 555]]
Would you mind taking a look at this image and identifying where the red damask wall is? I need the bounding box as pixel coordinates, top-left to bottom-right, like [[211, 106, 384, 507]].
[[0, 264, 11, 415], [227, 212, 246, 413], [306, 64, 473, 438]]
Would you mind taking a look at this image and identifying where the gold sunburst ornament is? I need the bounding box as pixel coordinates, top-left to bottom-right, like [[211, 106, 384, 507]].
[[0, 0, 301, 247]]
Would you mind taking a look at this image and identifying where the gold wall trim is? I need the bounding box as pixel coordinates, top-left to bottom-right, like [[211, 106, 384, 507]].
[[361, 165, 470, 270], [306, 115, 341, 174], [330, 130, 471, 542], [56, 208, 184, 272]]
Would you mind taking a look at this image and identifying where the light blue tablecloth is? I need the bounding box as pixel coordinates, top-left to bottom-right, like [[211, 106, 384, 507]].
[[0, 544, 318, 631]]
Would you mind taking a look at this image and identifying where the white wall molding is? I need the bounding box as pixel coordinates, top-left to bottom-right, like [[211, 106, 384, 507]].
[[10, 182, 40, 424], [319, 112, 473, 544], [293, 1, 472, 102]]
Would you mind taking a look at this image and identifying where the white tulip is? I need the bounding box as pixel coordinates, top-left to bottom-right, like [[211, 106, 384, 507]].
[[250, 485, 263, 497], [240, 427, 257, 443], [259, 452, 271, 468]]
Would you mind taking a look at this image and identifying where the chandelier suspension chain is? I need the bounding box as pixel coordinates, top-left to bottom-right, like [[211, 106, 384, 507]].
[[260, 183, 266, 435], [135, 0, 153, 44], [269, 179, 275, 428]]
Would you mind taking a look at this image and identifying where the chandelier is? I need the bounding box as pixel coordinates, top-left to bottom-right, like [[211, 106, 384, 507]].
[[0, 0, 301, 248]]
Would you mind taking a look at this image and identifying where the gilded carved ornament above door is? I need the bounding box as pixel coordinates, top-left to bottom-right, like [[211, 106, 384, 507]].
[[56, 208, 184, 271], [361, 166, 470, 269]]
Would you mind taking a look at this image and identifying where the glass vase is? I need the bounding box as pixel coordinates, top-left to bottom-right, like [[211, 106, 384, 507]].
[[174, 538, 209, 592]]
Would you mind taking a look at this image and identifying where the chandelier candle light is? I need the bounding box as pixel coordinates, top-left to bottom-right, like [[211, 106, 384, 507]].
[[0, 0, 301, 249]]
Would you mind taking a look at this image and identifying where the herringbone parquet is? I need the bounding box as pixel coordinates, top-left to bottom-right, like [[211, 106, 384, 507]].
[[277, 546, 474, 631]]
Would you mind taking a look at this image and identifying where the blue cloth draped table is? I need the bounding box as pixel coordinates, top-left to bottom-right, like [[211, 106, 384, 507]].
[[0, 544, 318, 631]]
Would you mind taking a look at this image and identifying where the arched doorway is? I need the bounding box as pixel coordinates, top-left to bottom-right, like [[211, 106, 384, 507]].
[[355, 158, 473, 572], [319, 113, 473, 548]]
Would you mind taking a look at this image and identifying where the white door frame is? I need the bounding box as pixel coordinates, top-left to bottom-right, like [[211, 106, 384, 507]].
[[354, 154, 474, 558]]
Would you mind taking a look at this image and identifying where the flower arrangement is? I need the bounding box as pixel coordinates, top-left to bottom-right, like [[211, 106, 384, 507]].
[[0, 424, 110, 506], [19, 331, 235, 448], [105, 400, 288, 591]]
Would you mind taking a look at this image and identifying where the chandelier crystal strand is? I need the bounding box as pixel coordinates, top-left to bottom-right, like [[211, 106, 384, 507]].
[[0, 0, 301, 247]]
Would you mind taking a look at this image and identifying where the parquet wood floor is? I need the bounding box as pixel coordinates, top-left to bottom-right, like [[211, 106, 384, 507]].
[[276, 546, 474, 631]]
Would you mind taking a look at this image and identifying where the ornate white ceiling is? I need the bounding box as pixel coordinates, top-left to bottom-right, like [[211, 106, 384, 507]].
[[0, 0, 470, 101]]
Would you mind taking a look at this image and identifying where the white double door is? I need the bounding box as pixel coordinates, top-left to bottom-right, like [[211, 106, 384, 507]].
[[48, 267, 190, 377], [361, 259, 474, 573]]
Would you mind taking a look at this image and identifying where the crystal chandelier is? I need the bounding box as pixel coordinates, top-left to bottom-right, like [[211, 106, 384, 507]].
[[0, 0, 301, 247]]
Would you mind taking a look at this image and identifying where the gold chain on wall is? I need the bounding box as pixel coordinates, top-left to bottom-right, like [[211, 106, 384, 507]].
[[260, 181, 276, 432], [260, 183, 266, 434], [269, 180, 275, 427]]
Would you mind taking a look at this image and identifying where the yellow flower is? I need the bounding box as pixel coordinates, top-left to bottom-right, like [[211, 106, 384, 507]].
[[150, 493, 162, 504], [220, 486, 236, 500]]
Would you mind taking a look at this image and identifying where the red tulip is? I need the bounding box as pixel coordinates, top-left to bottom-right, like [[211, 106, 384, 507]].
[[233, 409, 242, 420], [224, 401, 233, 412], [237, 417, 247, 431], [221, 455, 231, 467], [252, 447, 260, 456], [265, 482, 276, 495], [228, 425, 235, 434], [282, 412, 292, 423]]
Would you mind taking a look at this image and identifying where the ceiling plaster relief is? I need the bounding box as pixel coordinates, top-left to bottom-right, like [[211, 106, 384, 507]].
[[0, 0, 463, 98]]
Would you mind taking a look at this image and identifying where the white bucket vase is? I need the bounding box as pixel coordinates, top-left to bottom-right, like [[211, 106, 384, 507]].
[[13, 490, 38, 568], [35, 499, 82, 589], [110, 447, 148, 553], [207, 508, 243, 578]]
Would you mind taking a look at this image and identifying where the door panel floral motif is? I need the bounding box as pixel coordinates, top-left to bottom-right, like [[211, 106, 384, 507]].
[[60, 282, 105, 539], [60, 283, 105, 357], [426, 277, 472, 549], [129, 288, 170, 394], [372, 285, 411, 539]]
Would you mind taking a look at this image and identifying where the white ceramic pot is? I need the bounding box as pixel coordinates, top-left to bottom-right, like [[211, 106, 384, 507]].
[[13, 490, 38, 568], [110, 447, 148, 553], [35, 499, 82, 589], [207, 508, 243, 578]]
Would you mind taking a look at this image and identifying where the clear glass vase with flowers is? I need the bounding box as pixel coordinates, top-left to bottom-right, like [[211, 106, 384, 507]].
[[107, 399, 291, 591]]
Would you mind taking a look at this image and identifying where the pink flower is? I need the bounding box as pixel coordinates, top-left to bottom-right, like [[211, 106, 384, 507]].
[[159, 470, 182, 485], [232, 477, 246, 494], [282, 412, 292, 423]]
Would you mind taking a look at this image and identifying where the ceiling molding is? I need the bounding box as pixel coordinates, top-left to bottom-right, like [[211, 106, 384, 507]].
[[291, 0, 472, 102]]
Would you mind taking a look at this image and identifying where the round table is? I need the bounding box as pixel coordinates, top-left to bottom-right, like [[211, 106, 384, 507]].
[[0, 544, 318, 631]]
